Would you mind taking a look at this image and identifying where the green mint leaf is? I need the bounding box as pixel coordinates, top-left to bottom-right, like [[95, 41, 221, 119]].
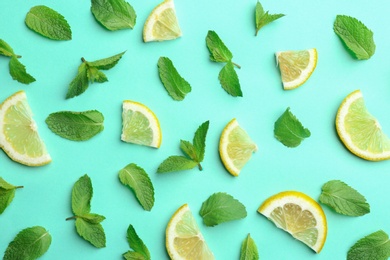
[[66, 62, 89, 99], [75, 218, 106, 248], [45, 110, 104, 141], [193, 120, 209, 163], [87, 66, 108, 83], [0, 39, 15, 57], [157, 156, 198, 173], [157, 56, 191, 101], [319, 180, 370, 216], [199, 192, 247, 226], [118, 163, 155, 211], [334, 15, 375, 60], [240, 234, 259, 260], [91, 0, 136, 31], [0, 177, 22, 214], [206, 30, 233, 63], [3, 226, 52, 260], [274, 107, 311, 147], [71, 174, 93, 216], [255, 1, 284, 36], [180, 140, 197, 161], [218, 61, 242, 97], [25, 5, 72, 40], [347, 230, 390, 260], [125, 224, 151, 259], [80, 213, 106, 224], [87, 51, 126, 70], [9, 56, 36, 84]]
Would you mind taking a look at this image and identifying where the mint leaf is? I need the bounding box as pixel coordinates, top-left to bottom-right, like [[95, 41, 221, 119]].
[[240, 234, 259, 260], [0, 39, 15, 57], [91, 0, 136, 31], [347, 230, 390, 260], [157, 57, 191, 101], [274, 107, 310, 147], [124, 224, 151, 260], [206, 30, 233, 63], [75, 218, 106, 248], [255, 1, 284, 36], [334, 15, 375, 60], [87, 51, 125, 70], [200, 192, 247, 226], [81, 213, 106, 224], [66, 62, 89, 99], [180, 140, 197, 160], [25, 5, 72, 40], [87, 66, 108, 83], [4, 226, 52, 260], [192, 120, 209, 163], [71, 174, 93, 216], [118, 163, 155, 211], [9, 56, 36, 84], [319, 180, 370, 216], [46, 110, 104, 141], [0, 177, 23, 214], [157, 156, 198, 173], [218, 61, 242, 97]]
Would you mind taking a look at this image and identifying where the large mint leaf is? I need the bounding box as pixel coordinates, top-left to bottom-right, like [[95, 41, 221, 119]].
[[75, 218, 106, 248], [71, 174, 93, 216], [0, 39, 15, 57], [157, 156, 198, 173], [240, 234, 259, 260], [206, 30, 233, 63], [348, 230, 390, 260], [124, 224, 151, 259], [25, 5, 72, 40], [193, 120, 209, 163], [9, 56, 36, 84], [87, 51, 125, 70], [66, 62, 89, 99], [91, 0, 136, 30], [0, 177, 22, 214], [218, 61, 242, 97]]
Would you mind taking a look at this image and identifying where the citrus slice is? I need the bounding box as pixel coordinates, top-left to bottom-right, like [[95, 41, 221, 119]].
[[0, 91, 51, 166], [166, 204, 214, 260], [336, 89, 390, 161], [143, 0, 182, 42], [219, 118, 257, 176], [121, 100, 162, 148], [258, 191, 327, 253], [276, 48, 317, 90]]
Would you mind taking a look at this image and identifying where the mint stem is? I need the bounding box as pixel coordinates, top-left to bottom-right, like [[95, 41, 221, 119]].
[[81, 57, 86, 63], [66, 216, 77, 221], [15, 186, 24, 189], [232, 62, 241, 69], [198, 163, 203, 171]]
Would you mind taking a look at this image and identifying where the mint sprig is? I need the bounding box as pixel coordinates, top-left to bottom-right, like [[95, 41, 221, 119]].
[[123, 224, 151, 260], [255, 1, 284, 36], [91, 0, 137, 31], [66, 51, 125, 98], [66, 174, 106, 248], [0, 39, 36, 84], [348, 230, 390, 260], [206, 31, 242, 97], [4, 226, 52, 260], [240, 234, 259, 260], [157, 121, 209, 173], [118, 163, 155, 211], [199, 192, 247, 226], [0, 177, 23, 214], [25, 5, 72, 40]]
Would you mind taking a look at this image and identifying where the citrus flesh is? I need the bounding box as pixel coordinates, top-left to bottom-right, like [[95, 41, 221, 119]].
[[219, 118, 257, 176], [258, 191, 327, 253], [143, 0, 182, 42], [336, 89, 390, 161], [0, 91, 51, 166], [276, 48, 317, 90], [166, 204, 214, 260], [121, 100, 162, 148]]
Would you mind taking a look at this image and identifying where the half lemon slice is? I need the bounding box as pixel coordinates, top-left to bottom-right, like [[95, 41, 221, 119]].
[[143, 0, 182, 42], [276, 48, 317, 90], [166, 204, 214, 260], [121, 100, 162, 148], [258, 191, 327, 253], [0, 91, 51, 166], [336, 89, 390, 161]]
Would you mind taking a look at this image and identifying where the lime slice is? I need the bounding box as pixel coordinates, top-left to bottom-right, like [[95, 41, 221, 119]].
[[0, 91, 51, 166], [121, 100, 162, 148]]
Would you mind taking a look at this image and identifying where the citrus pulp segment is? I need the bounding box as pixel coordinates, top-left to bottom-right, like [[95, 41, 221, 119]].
[[258, 191, 327, 253], [143, 0, 182, 42], [219, 118, 257, 176], [276, 48, 317, 90], [0, 91, 51, 166], [336, 90, 390, 161], [166, 204, 214, 260], [121, 100, 162, 148]]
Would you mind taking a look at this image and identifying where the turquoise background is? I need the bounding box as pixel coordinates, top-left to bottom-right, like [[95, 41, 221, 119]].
[[1, 0, 389, 259]]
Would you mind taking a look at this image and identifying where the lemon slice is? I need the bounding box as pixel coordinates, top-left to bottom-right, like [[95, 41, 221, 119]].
[[143, 0, 182, 42], [276, 48, 317, 90], [219, 118, 257, 176], [121, 100, 162, 148], [0, 91, 51, 166], [258, 191, 327, 253], [166, 204, 214, 260], [336, 90, 390, 161]]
